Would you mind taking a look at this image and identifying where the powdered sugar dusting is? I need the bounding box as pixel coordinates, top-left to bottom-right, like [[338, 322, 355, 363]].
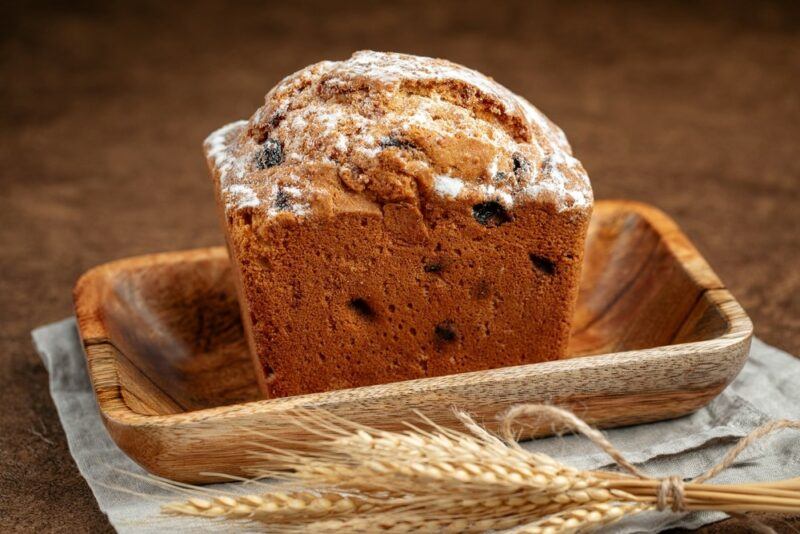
[[204, 120, 248, 188], [478, 184, 514, 208], [434, 175, 520, 209], [206, 52, 592, 216], [434, 175, 465, 198], [225, 184, 260, 209], [335, 134, 348, 153], [329, 51, 526, 122], [523, 151, 591, 210]]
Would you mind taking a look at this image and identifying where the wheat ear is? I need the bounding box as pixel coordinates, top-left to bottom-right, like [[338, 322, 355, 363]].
[[159, 406, 800, 533]]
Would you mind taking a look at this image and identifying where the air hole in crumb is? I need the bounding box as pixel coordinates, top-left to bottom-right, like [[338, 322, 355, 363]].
[[434, 320, 458, 343], [263, 363, 276, 384], [529, 254, 556, 275], [423, 260, 444, 274], [256, 255, 271, 270], [349, 298, 375, 319], [472, 202, 512, 227], [472, 279, 491, 300], [242, 211, 253, 226]]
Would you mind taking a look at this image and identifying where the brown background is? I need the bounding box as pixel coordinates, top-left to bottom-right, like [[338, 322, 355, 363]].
[[1, 1, 799, 532]]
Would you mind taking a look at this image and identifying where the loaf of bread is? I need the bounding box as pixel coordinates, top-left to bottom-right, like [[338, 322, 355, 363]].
[[205, 51, 593, 398]]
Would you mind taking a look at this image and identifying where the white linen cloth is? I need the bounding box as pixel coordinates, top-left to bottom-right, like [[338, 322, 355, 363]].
[[32, 318, 800, 533]]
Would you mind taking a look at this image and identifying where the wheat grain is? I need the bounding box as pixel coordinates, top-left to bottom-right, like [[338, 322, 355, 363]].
[[251, 415, 610, 502], [162, 490, 378, 521], [512, 502, 651, 534]]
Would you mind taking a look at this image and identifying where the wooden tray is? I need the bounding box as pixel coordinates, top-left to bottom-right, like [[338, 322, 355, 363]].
[[73, 201, 752, 483]]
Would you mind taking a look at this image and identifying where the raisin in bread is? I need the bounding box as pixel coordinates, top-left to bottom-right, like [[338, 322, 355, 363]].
[[205, 51, 593, 398]]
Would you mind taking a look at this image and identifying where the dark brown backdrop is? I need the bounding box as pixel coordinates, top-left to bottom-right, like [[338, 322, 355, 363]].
[[2, 1, 799, 532]]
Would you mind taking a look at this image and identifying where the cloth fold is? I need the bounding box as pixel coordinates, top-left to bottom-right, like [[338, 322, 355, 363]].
[[32, 318, 800, 533]]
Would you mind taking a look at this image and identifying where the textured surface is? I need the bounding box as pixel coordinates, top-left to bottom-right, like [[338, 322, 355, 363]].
[[1, 0, 799, 531]]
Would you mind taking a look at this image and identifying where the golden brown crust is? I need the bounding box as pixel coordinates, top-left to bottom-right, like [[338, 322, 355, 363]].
[[206, 51, 591, 221], [205, 51, 594, 398]]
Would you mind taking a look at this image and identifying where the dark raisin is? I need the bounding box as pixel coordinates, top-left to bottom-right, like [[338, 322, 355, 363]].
[[494, 171, 507, 183], [512, 153, 530, 176], [435, 320, 458, 342], [472, 201, 513, 227], [349, 298, 375, 319], [529, 253, 556, 275], [273, 187, 291, 211], [422, 261, 444, 273], [380, 136, 418, 150], [255, 138, 283, 169]]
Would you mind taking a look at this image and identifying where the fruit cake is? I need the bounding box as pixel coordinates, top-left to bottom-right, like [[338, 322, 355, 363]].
[[204, 51, 593, 398]]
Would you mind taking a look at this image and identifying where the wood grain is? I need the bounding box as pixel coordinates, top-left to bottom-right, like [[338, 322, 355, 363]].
[[73, 200, 752, 483]]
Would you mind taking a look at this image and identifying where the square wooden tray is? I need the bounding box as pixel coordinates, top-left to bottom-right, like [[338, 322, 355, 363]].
[[73, 200, 752, 483]]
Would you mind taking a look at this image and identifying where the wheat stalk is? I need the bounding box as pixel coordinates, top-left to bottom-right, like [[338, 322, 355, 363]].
[[160, 406, 800, 533]]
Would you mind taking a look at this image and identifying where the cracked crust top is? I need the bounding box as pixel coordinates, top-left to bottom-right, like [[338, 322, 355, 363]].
[[205, 51, 593, 220]]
